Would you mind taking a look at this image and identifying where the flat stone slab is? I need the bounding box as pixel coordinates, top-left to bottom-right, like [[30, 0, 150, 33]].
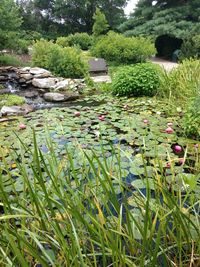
[[0, 104, 34, 116], [89, 58, 108, 74], [29, 67, 52, 78], [91, 75, 111, 83], [43, 92, 79, 102]]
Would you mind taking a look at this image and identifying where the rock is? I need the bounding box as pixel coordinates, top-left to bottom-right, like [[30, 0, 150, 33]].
[[1, 104, 34, 116], [19, 78, 26, 84], [0, 76, 7, 81], [0, 89, 11, 94], [19, 67, 31, 72], [23, 91, 39, 98], [43, 93, 66, 102], [91, 75, 111, 83], [53, 79, 70, 91], [30, 67, 52, 78], [20, 73, 33, 80], [43, 92, 79, 102], [64, 93, 79, 101], [32, 78, 58, 89]]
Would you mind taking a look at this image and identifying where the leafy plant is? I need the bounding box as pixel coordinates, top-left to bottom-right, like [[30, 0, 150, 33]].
[[112, 63, 163, 97], [32, 40, 88, 78], [91, 32, 155, 64], [183, 95, 200, 138], [56, 33, 93, 50]]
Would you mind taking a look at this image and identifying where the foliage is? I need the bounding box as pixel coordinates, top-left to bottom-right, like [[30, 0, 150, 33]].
[[0, 127, 199, 266], [0, 0, 22, 49], [180, 35, 200, 60], [17, 0, 127, 37], [112, 63, 162, 97], [183, 96, 200, 139], [91, 32, 155, 64], [0, 54, 22, 66], [119, 0, 200, 38], [92, 8, 109, 37], [0, 94, 25, 107], [159, 59, 200, 103], [67, 33, 93, 50], [56, 37, 69, 47], [32, 40, 88, 78]]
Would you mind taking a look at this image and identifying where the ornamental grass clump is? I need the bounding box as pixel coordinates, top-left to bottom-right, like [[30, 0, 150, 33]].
[[112, 63, 163, 97], [0, 132, 199, 266]]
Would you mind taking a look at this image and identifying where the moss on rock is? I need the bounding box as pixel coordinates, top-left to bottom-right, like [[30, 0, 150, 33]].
[[0, 94, 25, 107]]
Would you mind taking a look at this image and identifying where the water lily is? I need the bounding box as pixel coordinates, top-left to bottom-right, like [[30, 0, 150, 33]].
[[143, 119, 149, 124], [165, 127, 174, 134], [74, 111, 81, 117], [167, 122, 173, 127], [19, 123, 26, 130], [98, 115, 105, 121], [174, 145, 182, 153]]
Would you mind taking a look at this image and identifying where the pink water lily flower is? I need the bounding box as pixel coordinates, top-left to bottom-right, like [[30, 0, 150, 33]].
[[74, 111, 81, 117], [174, 145, 182, 153], [19, 123, 26, 130], [98, 115, 105, 121], [165, 127, 174, 134]]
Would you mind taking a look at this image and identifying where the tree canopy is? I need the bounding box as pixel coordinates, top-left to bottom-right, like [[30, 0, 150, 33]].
[[119, 0, 200, 38], [0, 0, 22, 49], [17, 0, 128, 37]]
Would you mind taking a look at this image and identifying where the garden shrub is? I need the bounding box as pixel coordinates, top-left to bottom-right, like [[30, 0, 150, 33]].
[[112, 63, 162, 97], [159, 59, 200, 102], [91, 32, 155, 64], [67, 33, 93, 50], [32, 40, 88, 78], [56, 37, 69, 48], [0, 54, 22, 66], [56, 33, 93, 50], [180, 35, 200, 60], [183, 95, 200, 139]]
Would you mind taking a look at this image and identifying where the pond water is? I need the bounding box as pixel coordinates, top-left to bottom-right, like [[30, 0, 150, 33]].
[[0, 93, 199, 196]]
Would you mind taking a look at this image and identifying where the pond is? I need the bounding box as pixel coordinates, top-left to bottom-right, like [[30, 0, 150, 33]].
[[0, 93, 199, 195]]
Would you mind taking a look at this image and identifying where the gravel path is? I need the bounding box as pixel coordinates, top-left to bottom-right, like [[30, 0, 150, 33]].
[[151, 57, 178, 72]]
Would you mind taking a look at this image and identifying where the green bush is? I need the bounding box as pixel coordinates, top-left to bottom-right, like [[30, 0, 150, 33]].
[[91, 32, 155, 64], [183, 96, 200, 139], [180, 35, 200, 60], [32, 40, 88, 78], [159, 59, 200, 103], [56, 36, 69, 47], [56, 33, 93, 50], [15, 39, 30, 54], [0, 54, 22, 66], [112, 63, 162, 97]]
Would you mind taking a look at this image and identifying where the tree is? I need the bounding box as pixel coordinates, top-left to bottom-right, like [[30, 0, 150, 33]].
[[119, 0, 200, 38], [92, 8, 109, 37], [17, 0, 128, 37], [0, 0, 22, 49]]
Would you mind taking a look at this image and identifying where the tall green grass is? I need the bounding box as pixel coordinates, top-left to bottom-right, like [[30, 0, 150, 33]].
[[0, 132, 199, 266], [159, 59, 200, 104]]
